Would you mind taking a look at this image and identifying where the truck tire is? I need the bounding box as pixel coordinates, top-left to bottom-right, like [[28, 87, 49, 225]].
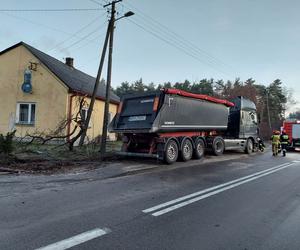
[[212, 137, 225, 156], [244, 139, 253, 154], [194, 138, 205, 159], [164, 139, 179, 164], [181, 138, 193, 162]]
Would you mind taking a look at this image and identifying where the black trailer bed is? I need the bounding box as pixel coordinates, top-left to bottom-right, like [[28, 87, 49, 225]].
[[110, 89, 233, 133]]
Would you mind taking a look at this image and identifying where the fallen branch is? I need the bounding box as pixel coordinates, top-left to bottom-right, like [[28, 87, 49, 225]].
[[23, 97, 88, 151]]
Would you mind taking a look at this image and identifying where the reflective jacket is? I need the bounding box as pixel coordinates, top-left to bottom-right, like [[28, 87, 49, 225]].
[[280, 134, 289, 144], [271, 134, 280, 145]]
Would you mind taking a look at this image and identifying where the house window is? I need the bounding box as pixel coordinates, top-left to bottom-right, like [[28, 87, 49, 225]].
[[107, 112, 112, 133], [16, 103, 36, 125], [81, 108, 88, 122], [81, 108, 91, 128], [108, 112, 112, 124]]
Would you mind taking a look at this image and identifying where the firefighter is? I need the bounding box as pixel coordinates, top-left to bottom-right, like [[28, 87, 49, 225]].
[[280, 130, 289, 156], [271, 130, 280, 156]]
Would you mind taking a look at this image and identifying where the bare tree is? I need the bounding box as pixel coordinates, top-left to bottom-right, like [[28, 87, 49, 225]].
[[25, 96, 88, 151]]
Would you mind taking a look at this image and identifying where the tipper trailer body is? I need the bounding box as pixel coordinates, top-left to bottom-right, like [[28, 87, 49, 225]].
[[110, 89, 258, 163]]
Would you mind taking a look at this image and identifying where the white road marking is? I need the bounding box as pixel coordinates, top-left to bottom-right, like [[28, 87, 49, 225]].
[[143, 162, 293, 214], [36, 228, 111, 250], [152, 163, 295, 216]]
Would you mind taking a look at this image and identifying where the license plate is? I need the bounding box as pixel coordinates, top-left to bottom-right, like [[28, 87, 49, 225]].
[[128, 116, 146, 122]]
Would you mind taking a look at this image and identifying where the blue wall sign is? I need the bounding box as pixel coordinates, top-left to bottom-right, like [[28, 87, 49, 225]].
[[21, 69, 33, 93]]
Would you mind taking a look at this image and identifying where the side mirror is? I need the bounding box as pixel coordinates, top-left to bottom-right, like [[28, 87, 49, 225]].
[[249, 111, 258, 125]]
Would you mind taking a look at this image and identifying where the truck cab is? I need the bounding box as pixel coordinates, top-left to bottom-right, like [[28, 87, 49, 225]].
[[283, 120, 300, 149]]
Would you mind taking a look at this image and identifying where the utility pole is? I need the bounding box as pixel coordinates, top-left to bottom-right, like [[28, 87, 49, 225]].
[[79, 0, 133, 152], [100, 0, 121, 157], [266, 88, 272, 133], [78, 15, 112, 146]]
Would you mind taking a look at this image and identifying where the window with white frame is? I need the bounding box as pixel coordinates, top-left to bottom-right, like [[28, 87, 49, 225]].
[[16, 103, 36, 125]]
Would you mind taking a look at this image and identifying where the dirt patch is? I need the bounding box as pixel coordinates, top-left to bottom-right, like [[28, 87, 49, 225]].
[[0, 141, 124, 174], [0, 154, 107, 174]]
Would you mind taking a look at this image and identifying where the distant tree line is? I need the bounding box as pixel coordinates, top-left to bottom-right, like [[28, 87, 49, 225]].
[[112, 78, 293, 138]]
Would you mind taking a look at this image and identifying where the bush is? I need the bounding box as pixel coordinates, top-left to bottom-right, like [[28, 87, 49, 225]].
[[0, 130, 16, 154]]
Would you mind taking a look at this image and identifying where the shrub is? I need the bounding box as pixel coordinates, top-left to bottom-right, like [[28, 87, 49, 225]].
[[0, 130, 16, 154]]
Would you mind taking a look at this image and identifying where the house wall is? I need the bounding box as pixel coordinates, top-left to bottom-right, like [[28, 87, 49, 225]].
[[69, 95, 118, 142], [0, 45, 69, 137]]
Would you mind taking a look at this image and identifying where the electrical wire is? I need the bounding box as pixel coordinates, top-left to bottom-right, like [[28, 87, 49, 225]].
[[1, 12, 78, 37], [1, 11, 107, 49], [47, 13, 106, 52], [89, 0, 109, 7], [124, 2, 232, 69], [122, 2, 234, 77], [126, 13, 230, 75], [89, 0, 102, 6], [0, 8, 102, 12], [1, 10, 108, 57], [71, 31, 106, 51], [127, 18, 232, 77], [60, 22, 107, 51]]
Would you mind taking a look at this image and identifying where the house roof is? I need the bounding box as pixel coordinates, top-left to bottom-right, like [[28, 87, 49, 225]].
[[0, 42, 120, 104]]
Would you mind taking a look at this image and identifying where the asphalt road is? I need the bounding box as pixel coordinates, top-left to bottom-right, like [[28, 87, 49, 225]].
[[1, 149, 300, 250]]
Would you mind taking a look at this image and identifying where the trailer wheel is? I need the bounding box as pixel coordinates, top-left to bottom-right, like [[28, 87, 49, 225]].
[[212, 137, 225, 156], [164, 139, 179, 164], [194, 138, 205, 159], [181, 138, 193, 162], [244, 139, 254, 154]]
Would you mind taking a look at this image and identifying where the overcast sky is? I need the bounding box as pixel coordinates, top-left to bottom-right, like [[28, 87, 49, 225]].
[[1, 0, 300, 111]]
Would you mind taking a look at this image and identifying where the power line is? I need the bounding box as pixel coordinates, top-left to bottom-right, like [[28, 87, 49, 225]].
[[0, 8, 102, 12], [124, 2, 230, 68], [127, 12, 231, 75], [124, 21, 230, 77], [122, 2, 234, 76], [1, 12, 106, 48], [1, 12, 78, 36], [1, 10, 107, 57], [70, 31, 106, 51], [89, 0, 102, 5], [61, 22, 107, 51], [127, 18, 232, 78], [47, 13, 106, 52], [89, 0, 110, 7]]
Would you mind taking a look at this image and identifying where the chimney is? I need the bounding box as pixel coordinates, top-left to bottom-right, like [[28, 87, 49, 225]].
[[65, 57, 74, 68]]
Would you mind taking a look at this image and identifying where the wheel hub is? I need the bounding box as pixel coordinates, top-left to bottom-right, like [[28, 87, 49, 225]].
[[168, 145, 176, 160], [183, 142, 191, 157]]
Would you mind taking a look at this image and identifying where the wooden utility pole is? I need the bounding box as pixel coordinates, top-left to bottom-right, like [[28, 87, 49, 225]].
[[100, 0, 121, 157], [266, 89, 272, 133], [78, 16, 112, 146]]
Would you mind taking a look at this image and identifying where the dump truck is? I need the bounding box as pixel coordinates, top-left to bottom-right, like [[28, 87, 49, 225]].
[[282, 120, 300, 150], [109, 88, 259, 164]]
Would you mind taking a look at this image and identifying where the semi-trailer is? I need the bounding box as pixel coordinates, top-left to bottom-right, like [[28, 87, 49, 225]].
[[109, 88, 259, 164]]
